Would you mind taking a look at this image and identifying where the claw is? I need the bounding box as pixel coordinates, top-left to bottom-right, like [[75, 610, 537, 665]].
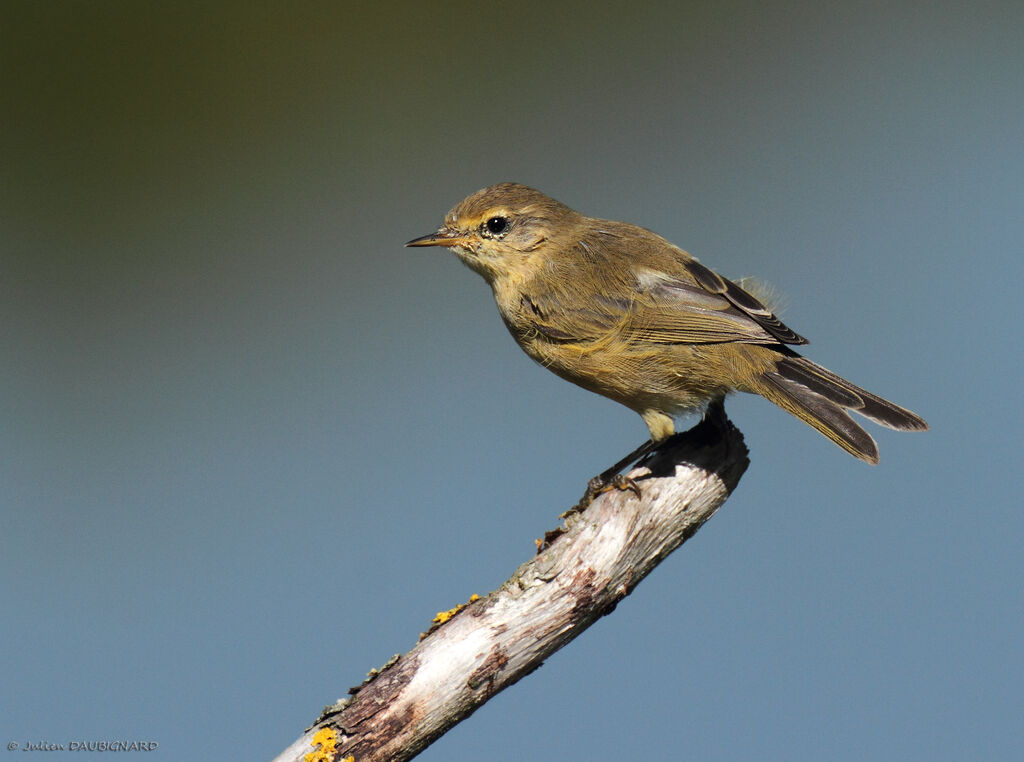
[[607, 474, 642, 498], [572, 472, 642, 512]]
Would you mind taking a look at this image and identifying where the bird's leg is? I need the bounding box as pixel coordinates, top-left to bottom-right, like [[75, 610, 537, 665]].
[[570, 438, 658, 514], [569, 399, 731, 514], [701, 398, 728, 436]]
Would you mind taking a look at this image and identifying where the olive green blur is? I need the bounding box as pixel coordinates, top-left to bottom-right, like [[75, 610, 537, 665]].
[[409, 183, 927, 463]]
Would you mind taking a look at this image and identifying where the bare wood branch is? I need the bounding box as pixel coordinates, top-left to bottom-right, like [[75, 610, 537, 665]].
[[272, 416, 748, 762]]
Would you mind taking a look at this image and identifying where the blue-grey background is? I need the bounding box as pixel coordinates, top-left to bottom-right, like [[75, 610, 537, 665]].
[[2, 2, 1021, 759]]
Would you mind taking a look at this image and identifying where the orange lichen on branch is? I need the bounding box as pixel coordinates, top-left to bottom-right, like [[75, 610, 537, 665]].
[[304, 727, 340, 762], [432, 593, 480, 626], [421, 593, 481, 639]]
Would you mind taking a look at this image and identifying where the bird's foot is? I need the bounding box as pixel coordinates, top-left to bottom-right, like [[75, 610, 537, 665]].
[[565, 471, 644, 517], [603, 473, 642, 498]]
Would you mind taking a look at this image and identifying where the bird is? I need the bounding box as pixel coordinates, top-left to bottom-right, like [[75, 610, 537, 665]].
[[407, 182, 927, 498]]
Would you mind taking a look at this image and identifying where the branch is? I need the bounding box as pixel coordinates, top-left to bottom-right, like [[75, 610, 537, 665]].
[[272, 415, 749, 762]]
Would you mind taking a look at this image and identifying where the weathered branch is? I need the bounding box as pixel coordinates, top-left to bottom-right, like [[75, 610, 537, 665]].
[[272, 415, 748, 762]]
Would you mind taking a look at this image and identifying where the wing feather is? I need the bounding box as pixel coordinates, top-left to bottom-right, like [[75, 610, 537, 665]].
[[629, 264, 807, 346], [516, 227, 807, 349]]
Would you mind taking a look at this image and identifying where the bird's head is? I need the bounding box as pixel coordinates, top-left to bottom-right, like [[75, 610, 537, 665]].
[[406, 182, 576, 281]]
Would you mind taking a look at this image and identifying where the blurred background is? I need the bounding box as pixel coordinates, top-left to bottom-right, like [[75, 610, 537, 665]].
[[2, 2, 1021, 759]]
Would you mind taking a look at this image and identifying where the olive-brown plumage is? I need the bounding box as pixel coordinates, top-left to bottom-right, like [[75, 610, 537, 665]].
[[408, 182, 927, 464]]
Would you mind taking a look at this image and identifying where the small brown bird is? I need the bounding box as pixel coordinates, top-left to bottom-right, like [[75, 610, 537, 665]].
[[408, 183, 926, 488]]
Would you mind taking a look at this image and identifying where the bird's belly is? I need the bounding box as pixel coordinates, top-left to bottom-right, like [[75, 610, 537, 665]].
[[524, 337, 733, 417]]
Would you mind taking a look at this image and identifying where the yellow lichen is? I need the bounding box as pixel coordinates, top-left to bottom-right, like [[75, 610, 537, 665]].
[[432, 605, 460, 625], [431, 594, 481, 625], [304, 727, 339, 762]]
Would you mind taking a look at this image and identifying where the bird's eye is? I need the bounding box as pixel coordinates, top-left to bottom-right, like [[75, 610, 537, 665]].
[[484, 216, 508, 236]]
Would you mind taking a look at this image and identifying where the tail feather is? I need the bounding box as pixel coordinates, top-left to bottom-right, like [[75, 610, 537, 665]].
[[784, 358, 928, 432], [753, 356, 928, 464]]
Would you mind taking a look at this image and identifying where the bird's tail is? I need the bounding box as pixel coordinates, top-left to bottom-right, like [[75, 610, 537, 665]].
[[749, 355, 928, 464]]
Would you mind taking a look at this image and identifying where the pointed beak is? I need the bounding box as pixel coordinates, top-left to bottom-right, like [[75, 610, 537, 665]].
[[405, 229, 465, 248]]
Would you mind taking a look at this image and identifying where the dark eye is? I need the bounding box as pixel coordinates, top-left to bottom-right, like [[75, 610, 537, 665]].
[[484, 216, 508, 236]]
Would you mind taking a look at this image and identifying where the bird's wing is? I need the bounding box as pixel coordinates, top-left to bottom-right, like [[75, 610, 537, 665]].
[[628, 261, 808, 346], [520, 267, 806, 347], [516, 226, 807, 348]]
